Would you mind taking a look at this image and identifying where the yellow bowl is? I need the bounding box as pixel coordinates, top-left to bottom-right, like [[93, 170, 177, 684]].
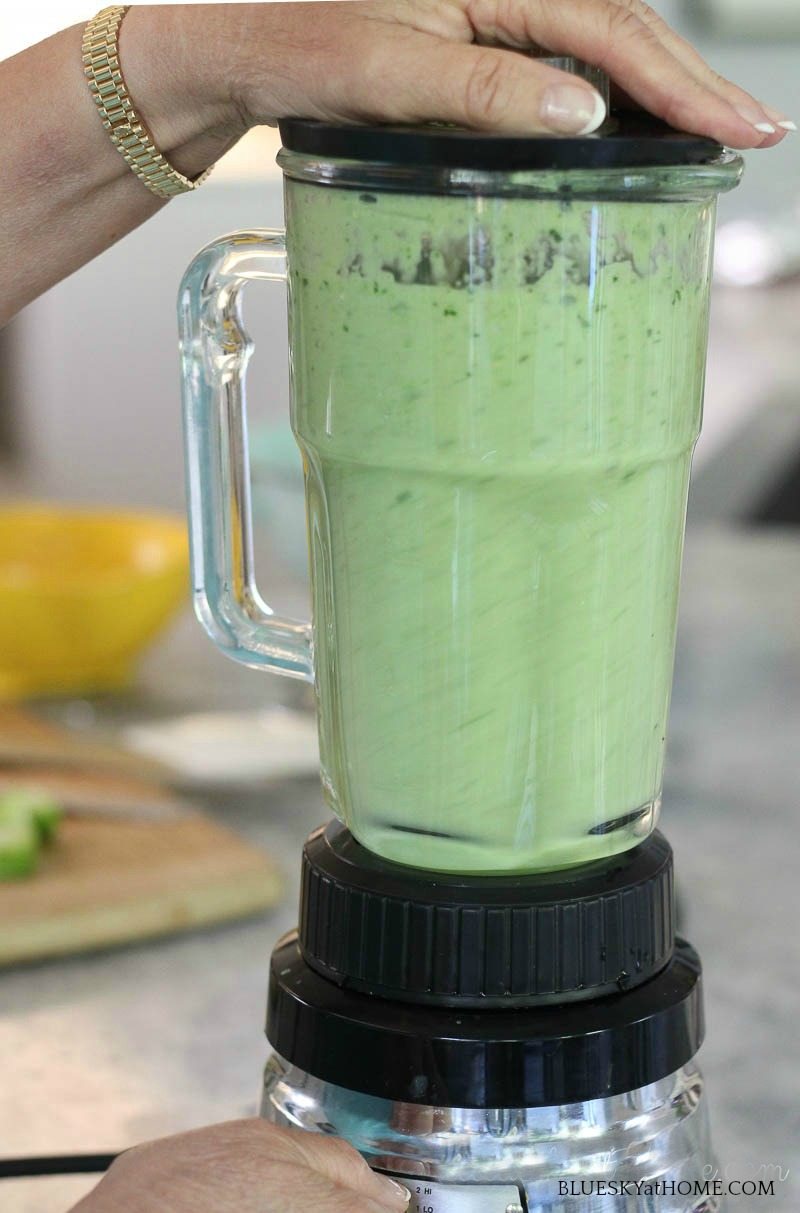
[[0, 505, 190, 700]]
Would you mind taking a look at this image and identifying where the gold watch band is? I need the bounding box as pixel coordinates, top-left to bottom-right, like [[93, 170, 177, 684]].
[[82, 5, 212, 199]]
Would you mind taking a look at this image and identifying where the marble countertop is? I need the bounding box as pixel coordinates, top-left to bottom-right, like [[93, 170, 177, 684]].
[[0, 524, 798, 1212]]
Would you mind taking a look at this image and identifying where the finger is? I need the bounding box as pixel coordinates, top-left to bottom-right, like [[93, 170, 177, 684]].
[[609, 0, 790, 147], [95, 1126, 409, 1213], [262, 1161, 409, 1213], [339, 30, 607, 134], [460, 0, 771, 149], [761, 103, 798, 134], [268, 1125, 410, 1209], [406, 0, 792, 145]]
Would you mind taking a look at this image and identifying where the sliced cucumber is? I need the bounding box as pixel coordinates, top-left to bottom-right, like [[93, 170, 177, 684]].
[[0, 814, 39, 879], [0, 789, 63, 842], [32, 797, 63, 843], [0, 789, 64, 879]]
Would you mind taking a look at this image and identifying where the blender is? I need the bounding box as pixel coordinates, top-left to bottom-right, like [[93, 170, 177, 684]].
[[178, 71, 741, 1210]]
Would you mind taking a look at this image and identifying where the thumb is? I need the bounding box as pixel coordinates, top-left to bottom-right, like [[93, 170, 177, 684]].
[[349, 36, 607, 135]]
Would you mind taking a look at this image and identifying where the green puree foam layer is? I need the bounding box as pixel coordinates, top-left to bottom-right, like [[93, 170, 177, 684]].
[[286, 180, 716, 872]]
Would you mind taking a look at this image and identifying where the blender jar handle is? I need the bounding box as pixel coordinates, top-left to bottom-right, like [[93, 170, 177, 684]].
[[178, 229, 313, 682]]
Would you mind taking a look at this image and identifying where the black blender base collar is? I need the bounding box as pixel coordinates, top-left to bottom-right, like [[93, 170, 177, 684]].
[[299, 821, 675, 1007], [267, 934, 704, 1109]]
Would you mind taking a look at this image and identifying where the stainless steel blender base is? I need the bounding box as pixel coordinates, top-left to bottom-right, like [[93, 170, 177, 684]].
[[261, 1054, 725, 1212]]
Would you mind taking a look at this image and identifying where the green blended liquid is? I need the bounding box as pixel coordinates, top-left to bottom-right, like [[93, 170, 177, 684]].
[[285, 179, 715, 872]]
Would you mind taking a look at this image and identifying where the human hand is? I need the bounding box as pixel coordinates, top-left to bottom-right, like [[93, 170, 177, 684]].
[[69, 1119, 411, 1213], [123, 0, 792, 174], [1, 0, 790, 323]]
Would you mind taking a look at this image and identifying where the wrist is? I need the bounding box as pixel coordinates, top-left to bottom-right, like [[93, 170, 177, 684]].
[[115, 4, 252, 181]]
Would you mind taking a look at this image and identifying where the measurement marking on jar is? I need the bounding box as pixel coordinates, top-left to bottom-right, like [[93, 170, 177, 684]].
[[385, 1175, 527, 1213]]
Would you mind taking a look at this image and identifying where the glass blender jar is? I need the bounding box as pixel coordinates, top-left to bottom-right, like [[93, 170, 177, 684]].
[[178, 100, 742, 1212], [179, 112, 741, 874]]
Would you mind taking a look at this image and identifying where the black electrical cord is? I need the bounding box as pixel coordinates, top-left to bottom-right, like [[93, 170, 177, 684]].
[[0, 1153, 119, 1178]]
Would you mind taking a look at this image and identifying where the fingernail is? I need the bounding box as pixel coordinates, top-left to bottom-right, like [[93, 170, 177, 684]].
[[762, 104, 797, 131], [541, 85, 606, 135], [732, 101, 775, 133], [385, 1179, 412, 1207]]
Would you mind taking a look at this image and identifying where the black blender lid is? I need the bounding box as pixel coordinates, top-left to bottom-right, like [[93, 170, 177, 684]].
[[278, 113, 723, 171]]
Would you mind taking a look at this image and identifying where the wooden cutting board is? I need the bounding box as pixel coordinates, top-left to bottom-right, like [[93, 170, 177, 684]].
[[0, 705, 169, 778], [0, 809, 283, 966]]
